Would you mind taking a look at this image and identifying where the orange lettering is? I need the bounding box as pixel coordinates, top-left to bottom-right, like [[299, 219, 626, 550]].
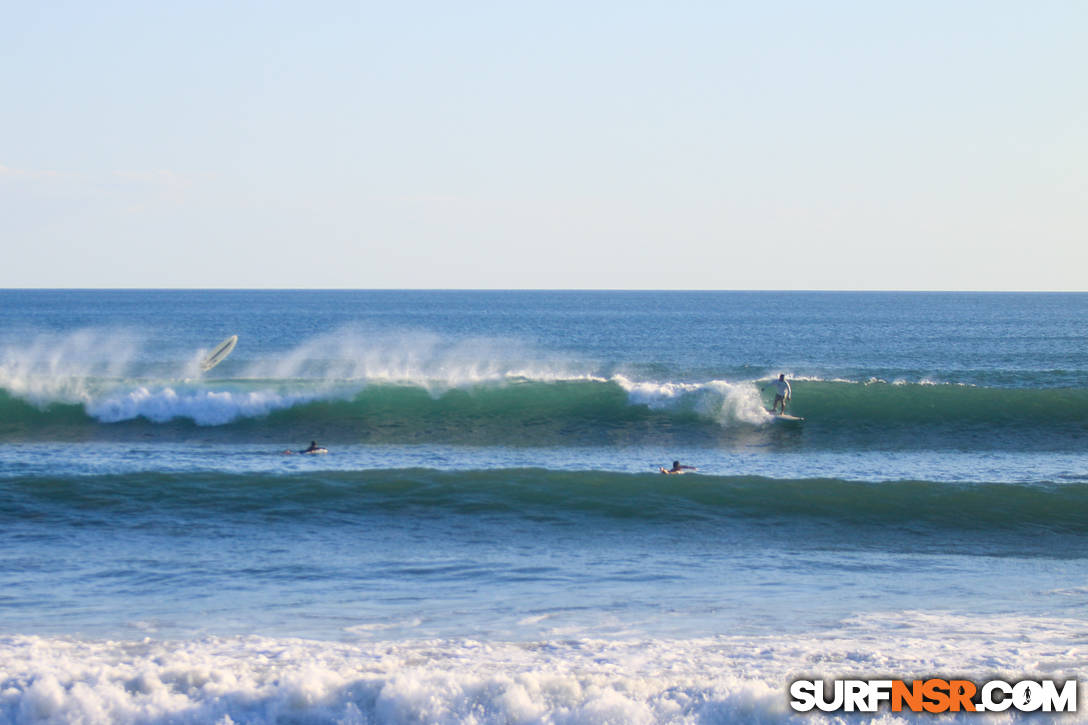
[[892, 680, 924, 712], [922, 679, 951, 713], [948, 680, 977, 712]]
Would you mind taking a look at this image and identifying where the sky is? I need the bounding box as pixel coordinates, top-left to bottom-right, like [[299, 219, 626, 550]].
[[1, 1, 1085, 290]]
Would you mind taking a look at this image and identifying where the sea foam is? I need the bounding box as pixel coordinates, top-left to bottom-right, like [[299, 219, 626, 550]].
[[83, 385, 336, 426], [613, 375, 771, 426], [3, 612, 1084, 724]]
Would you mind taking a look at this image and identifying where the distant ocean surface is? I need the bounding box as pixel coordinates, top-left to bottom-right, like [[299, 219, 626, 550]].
[[1, 290, 1086, 724]]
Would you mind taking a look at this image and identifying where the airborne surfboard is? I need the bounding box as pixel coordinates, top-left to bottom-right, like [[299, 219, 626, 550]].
[[200, 335, 238, 372]]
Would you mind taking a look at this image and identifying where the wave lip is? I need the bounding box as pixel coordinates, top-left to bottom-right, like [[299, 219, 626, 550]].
[[612, 375, 771, 426]]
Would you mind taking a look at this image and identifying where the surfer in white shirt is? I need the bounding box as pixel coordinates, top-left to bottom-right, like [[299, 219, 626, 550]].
[[763, 374, 792, 414]]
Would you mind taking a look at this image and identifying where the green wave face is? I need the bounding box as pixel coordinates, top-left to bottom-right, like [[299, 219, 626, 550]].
[[5, 469, 1088, 539], [1, 378, 1086, 448]]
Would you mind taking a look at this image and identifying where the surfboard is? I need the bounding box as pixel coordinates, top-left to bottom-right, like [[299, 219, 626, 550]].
[[768, 412, 804, 423], [200, 335, 238, 372]]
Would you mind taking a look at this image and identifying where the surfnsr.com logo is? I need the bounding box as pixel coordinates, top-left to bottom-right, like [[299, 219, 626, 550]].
[[789, 678, 1077, 714]]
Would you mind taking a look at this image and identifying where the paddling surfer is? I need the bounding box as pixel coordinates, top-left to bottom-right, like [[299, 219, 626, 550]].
[[283, 441, 328, 455], [657, 457, 691, 474]]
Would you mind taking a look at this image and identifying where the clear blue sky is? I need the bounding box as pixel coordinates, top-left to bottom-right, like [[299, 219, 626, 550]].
[[2, 1, 1085, 289]]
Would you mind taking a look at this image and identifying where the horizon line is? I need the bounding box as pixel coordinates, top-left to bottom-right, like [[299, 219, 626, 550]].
[[0, 287, 1085, 294]]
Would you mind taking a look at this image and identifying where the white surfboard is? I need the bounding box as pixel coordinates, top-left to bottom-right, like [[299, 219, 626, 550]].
[[769, 413, 804, 423], [201, 335, 238, 372]]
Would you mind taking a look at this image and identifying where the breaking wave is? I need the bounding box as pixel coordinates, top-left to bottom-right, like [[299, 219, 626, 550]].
[[1, 328, 1084, 447]]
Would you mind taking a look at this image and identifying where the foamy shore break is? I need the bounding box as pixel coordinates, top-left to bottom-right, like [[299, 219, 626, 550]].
[[3, 614, 1085, 725]]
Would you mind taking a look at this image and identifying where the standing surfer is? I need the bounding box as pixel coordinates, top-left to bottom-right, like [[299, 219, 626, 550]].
[[763, 374, 792, 414]]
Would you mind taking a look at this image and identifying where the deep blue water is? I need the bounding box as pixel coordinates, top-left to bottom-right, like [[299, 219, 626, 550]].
[[1, 291, 1086, 724]]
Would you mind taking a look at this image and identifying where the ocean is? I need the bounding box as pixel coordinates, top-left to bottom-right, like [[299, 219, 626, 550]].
[[1, 290, 1086, 724]]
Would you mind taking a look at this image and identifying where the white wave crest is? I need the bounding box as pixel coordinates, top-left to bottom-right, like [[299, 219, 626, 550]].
[[613, 375, 772, 426], [0, 330, 140, 407], [242, 329, 593, 394], [84, 385, 335, 425]]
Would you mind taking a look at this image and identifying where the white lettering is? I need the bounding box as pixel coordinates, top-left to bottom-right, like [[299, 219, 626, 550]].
[[789, 680, 817, 712], [1041, 680, 1077, 712], [981, 680, 1013, 712], [1013, 681, 1043, 712], [844, 680, 869, 712], [816, 680, 844, 712], [867, 680, 893, 711]]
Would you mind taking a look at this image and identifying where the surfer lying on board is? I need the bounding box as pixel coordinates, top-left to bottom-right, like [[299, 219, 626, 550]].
[[660, 461, 697, 475], [283, 441, 328, 455], [762, 374, 792, 414]]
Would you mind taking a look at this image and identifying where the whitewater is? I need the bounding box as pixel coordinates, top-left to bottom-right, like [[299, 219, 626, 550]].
[[1, 290, 1086, 724]]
